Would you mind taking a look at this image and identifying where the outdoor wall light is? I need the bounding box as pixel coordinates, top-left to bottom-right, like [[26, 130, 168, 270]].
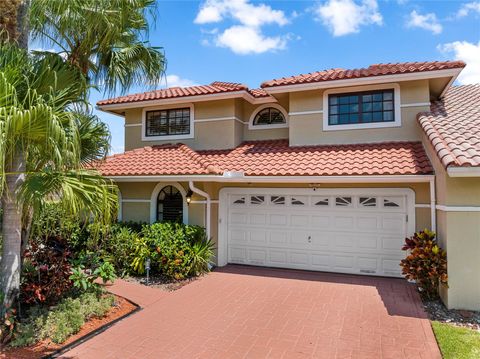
[[186, 190, 193, 205]]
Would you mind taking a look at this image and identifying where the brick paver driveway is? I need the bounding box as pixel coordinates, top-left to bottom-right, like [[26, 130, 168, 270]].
[[62, 265, 440, 359]]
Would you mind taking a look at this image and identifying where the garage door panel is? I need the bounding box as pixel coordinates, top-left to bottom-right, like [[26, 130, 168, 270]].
[[249, 231, 267, 244], [247, 249, 267, 265], [291, 215, 309, 226], [357, 216, 379, 230], [269, 214, 288, 226], [250, 213, 267, 225], [230, 212, 248, 224], [290, 252, 309, 266], [333, 255, 355, 270], [225, 190, 411, 277], [311, 215, 330, 228], [269, 231, 288, 244]]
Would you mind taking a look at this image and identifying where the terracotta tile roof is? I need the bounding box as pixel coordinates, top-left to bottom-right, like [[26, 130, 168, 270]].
[[96, 140, 432, 177], [418, 84, 480, 168], [97, 81, 249, 106], [96, 144, 222, 176], [261, 61, 465, 88]]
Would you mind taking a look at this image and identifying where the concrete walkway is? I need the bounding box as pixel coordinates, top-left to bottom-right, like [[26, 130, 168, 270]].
[[61, 265, 441, 359]]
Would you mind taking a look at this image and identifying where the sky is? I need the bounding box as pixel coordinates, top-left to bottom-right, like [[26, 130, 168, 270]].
[[83, 0, 480, 154]]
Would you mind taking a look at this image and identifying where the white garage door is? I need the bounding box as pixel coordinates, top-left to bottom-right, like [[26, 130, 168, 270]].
[[219, 188, 415, 277]]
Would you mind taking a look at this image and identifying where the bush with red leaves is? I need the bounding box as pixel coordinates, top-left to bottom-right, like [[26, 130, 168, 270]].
[[400, 229, 448, 299], [20, 237, 73, 306]]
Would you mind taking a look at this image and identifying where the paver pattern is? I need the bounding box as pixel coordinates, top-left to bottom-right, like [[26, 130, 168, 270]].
[[61, 265, 441, 359]]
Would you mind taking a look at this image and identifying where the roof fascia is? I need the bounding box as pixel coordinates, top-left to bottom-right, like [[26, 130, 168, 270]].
[[107, 174, 434, 183], [447, 166, 480, 177], [262, 68, 463, 94], [97, 90, 277, 113]]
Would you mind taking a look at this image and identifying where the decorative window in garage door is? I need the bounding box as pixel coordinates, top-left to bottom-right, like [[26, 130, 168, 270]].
[[383, 197, 401, 208], [232, 196, 246, 205], [291, 196, 307, 206], [313, 197, 329, 206], [271, 196, 286, 205], [359, 197, 377, 207], [250, 195, 265, 205], [335, 196, 352, 207]]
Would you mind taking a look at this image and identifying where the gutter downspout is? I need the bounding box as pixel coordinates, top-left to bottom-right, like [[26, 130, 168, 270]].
[[430, 177, 437, 233], [189, 181, 211, 239]]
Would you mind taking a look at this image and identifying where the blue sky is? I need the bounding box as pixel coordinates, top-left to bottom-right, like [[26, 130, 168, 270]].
[[86, 0, 480, 154]]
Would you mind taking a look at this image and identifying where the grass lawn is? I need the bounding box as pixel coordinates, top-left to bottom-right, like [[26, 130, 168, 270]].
[[432, 321, 480, 359]]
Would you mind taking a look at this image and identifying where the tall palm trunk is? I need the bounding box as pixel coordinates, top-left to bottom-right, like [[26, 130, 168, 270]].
[[0, 0, 29, 310], [1, 154, 25, 308]]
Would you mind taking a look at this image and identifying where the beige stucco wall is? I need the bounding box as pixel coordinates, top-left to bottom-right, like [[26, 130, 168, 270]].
[[288, 80, 430, 146], [124, 99, 239, 151], [423, 132, 480, 310]]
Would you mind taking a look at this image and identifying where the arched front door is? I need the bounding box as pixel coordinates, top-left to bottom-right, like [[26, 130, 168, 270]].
[[157, 185, 183, 222]]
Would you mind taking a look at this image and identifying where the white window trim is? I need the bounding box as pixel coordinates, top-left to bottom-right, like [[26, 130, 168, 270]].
[[142, 103, 194, 141], [322, 83, 401, 132], [248, 103, 289, 130], [150, 182, 188, 224]]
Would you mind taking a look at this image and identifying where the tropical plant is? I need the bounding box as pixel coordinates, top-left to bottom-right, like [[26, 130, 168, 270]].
[[1, 0, 165, 309], [189, 237, 215, 277], [400, 229, 448, 299], [0, 44, 117, 309], [20, 236, 73, 305], [30, 0, 166, 94], [93, 261, 116, 284]]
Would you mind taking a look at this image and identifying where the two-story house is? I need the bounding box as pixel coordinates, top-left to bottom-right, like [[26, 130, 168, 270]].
[[96, 61, 480, 311]]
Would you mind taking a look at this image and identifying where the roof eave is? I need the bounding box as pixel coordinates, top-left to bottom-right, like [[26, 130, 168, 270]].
[[262, 68, 464, 94], [447, 166, 480, 178], [96, 90, 277, 113]]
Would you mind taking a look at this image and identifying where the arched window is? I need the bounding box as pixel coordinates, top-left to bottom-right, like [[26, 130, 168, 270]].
[[249, 104, 288, 130], [253, 107, 286, 126], [157, 185, 183, 222]]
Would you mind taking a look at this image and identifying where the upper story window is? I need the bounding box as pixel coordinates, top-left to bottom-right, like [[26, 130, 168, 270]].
[[254, 107, 286, 126], [323, 84, 401, 131], [146, 108, 190, 136], [142, 104, 194, 141], [328, 90, 394, 126], [249, 104, 288, 130]]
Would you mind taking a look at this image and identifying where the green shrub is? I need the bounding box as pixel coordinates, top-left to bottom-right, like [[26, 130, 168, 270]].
[[11, 292, 114, 346], [400, 229, 448, 299], [129, 222, 214, 280]]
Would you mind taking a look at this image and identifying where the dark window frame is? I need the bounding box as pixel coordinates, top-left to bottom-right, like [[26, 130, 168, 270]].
[[328, 89, 395, 126], [252, 107, 286, 126], [156, 185, 184, 223], [145, 107, 191, 137]]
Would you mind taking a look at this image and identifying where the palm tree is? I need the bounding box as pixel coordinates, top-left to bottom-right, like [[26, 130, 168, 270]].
[[30, 0, 166, 93], [0, 46, 117, 307], [0, 0, 165, 308]]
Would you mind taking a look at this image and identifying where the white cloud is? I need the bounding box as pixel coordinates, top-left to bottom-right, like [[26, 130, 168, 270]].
[[161, 75, 198, 88], [313, 0, 383, 37], [457, 2, 480, 17], [438, 40, 480, 85], [406, 10, 442, 34], [216, 26, 287, 55], [195, 0, 288, 27], [194, 0, 291, 55]]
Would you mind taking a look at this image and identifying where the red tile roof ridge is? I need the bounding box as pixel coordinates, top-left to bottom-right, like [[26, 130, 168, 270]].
[[210, 81, 248, 90], [176, 144, 223, 175], [260, 60, 466, 88]]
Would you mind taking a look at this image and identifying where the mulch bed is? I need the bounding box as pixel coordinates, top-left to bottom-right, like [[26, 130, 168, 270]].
[[423, 299, 480, 331], [124, 274, 201, 291], [0, 295, 137, 359]]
